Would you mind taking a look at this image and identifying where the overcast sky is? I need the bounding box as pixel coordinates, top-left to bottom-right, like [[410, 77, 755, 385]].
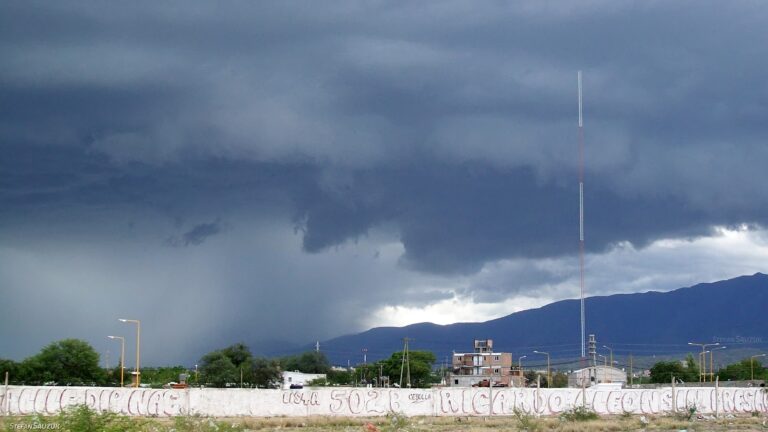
[[2, 1, 768, 366]]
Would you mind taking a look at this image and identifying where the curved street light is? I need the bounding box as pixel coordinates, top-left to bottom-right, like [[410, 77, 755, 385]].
[[119, 319, 141, 387], [688, 342, 719, 382], [533, 351, 551, 388], [107, 336, 125, 387]]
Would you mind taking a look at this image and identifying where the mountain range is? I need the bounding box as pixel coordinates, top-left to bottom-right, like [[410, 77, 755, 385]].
[[277, 273, 768, 367]]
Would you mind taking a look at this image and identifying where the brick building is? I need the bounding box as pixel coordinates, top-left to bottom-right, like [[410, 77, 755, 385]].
[[450, 339, 525, 387]]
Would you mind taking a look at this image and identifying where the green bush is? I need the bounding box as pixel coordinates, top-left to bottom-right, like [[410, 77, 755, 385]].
[[513, 408, 540, 430], [56, 404, 149, 432], [559, 405, 599, 422], [672, 404, 697, 421], [49, 405, 247, 432]]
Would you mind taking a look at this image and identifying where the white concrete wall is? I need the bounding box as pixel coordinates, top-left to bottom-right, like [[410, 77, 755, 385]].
[[1, 385, 766, 417]]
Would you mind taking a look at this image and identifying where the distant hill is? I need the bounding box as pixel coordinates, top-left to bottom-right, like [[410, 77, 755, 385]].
[[281, 273, 768, 367]]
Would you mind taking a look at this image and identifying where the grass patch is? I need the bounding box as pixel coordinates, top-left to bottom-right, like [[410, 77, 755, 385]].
[[385, 411, 410, 431]]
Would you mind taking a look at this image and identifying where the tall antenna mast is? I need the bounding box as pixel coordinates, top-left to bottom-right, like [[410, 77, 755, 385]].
[[578, 71, 586, 359]]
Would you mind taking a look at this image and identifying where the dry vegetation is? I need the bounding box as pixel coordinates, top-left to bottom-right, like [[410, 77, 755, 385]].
[[2, 411, 768, 432], [235, 414, 767, 431]]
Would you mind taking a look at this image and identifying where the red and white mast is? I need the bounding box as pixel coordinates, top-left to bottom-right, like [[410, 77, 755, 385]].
[[578, 71, 586, 359]]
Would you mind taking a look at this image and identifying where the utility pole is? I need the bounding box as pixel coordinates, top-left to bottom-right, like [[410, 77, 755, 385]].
[[751, 354, 767, 381], [588, 334, 597, 384], [399, 337, 412, 388], [629, 354, 634, 386], [602, 345, 613, 368], [443, 356, 448, 385], [315, 341, 320, 353], [362, 348, 368, 365]]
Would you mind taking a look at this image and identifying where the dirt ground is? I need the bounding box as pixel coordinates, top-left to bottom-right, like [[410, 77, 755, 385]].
[[2, 413, 768, 431]]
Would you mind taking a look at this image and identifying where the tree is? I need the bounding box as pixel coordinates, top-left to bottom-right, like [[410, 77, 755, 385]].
[[326, 368, 353, 386], [524, 370, 544, 387], [280, 351, 331, 374], [297, 351, 330, 374], [551, 372, 569, 388], [683, 354, 700, 381], [221, 343, 256, 385], [200, 343, 262, 387], [251, 357, 281, 388], [356, 363, 378, 385], [200, 351, 238, 387], [649, 356, 699, 383], [139, 366, 189, 388], [379, 350, 436, 388], [221, 343, 252, 369], [199, 342, 284, 388], [23, 339, 104, 385], [718, 358, 766, 381], [0, 358, 19, 382]]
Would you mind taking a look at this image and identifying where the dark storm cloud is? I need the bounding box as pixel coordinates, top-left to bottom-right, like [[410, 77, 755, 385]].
[[294, 163, 768, 274], [182, 222, 221, 246], [164, 219, 224, 247], [2, 1, 768, 363]]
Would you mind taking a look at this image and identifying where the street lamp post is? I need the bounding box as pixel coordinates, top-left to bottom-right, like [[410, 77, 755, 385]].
[[602, 345, 613, 368], [533, 351, 550, 388], [107, 336, 125, 387], [119, 318, 141, 387], [750, 354, 766, 381], [700, 351, 710, 381], [710, 346, 726, 382], [688, 342, 719, 382], [518, 355, 527, 387], [598, 354, 607, 367]]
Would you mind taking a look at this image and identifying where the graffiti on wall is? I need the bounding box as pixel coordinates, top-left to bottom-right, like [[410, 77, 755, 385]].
[[1, 386, 766, 417], [0, 387, 186, 416]]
